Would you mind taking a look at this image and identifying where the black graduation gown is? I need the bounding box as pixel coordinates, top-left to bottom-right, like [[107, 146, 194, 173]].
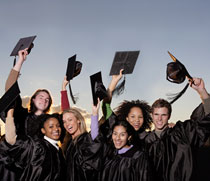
[[65, 132, 101, 181], [194, 145, 210, 181], [101, 145, 154, 181], [142, 104, 210, 181], [0, 95, 42, 138], [99, 113, 154, 180], [0, 138, 17, 181], [12, 96, 42, 138], [1, 136, 66, 181], [0, 96, 46, 181]]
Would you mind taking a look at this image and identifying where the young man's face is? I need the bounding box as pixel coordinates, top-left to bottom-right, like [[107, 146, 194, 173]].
[[152, 107, 170, 131]]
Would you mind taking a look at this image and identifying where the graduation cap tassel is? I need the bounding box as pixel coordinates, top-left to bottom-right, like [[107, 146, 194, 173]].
[[13, 56, 16, 67], [112, 76, 126, 96], [68, 83, 77, 104], [167, 83, 190, 104]]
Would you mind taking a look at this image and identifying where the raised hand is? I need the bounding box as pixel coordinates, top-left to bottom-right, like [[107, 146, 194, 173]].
[[92, 98, 100, 116], [62, 76, 69, 91], [13, 48, 28, 72], [18, 48, 28, 63], [190, 77, 209, 100]]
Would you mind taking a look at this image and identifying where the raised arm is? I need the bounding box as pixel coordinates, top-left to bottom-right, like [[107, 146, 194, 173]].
[[102, 69, 123, 120], [61, 76, 70, 111], [5, 49, 28, 91], [91, 98, 100, 140], [190, 77, 210, 115], [103, 69, 123, 104], [5, 109, 16, 145]]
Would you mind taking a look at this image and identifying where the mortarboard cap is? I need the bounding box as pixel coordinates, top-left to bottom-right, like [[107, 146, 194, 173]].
[[167, 51, 193, 83], [10, 36, 37, 56], [90, 71, 108, 106], [109, 51, 140, 75], [166, 51, 193, 104], [66, 55, 82, 104], [66, 54, 82, 81], [0, 81, 20, 115], [109, 51, 140, 96]]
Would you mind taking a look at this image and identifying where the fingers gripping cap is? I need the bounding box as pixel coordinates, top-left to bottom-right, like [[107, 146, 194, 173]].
[[10, 36, 36, 56]]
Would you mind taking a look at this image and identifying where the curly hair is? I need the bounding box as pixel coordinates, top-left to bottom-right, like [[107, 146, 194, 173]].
[[114, 100, 152, 131]]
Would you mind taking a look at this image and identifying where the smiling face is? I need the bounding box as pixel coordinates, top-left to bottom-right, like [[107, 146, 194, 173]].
[[62, 112, 81, 139], [152, 107, 169, 131], [33, 91, 50, 114], [41, 117, 61, 141], [126, 107, 144, 131], [112, 125, 130, 150]]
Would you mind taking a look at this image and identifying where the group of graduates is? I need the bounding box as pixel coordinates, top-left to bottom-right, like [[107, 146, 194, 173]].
[[0, 46, 210, 181]]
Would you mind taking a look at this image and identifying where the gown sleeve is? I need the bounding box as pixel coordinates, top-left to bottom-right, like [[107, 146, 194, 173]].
[[0, 69, 25, 123], [91, 115, 99, 140], [187, 99, 210, 146], [190, 97, 210, 121], [102, 101, 113, 120], [5, 69, 19, 91], [61, 90, 70, 111], [1, 135, 45, 178], [99, 112, 118, 141], [7, 136, 45, 168], [0, 69, 28, 137], [203, 97, 210, 115], [187, 114, 210, 147]]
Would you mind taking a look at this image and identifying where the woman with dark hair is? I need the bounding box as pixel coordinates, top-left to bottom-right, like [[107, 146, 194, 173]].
[[91, 100, 154, 181], [115, 100, 152, 132], [3, 109, 66, 181], [0, 49, 53, 180], [3, 49, 53, 138], [100, 69, 152, 141]]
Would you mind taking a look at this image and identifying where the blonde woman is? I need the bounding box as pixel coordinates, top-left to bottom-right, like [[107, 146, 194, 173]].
[[62, 108, 102, 181]]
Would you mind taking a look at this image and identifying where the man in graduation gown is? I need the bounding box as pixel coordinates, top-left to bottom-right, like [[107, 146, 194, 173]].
[[141, 77, 210, 181]]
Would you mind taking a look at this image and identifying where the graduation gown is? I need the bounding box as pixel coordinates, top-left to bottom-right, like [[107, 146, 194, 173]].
[[0, 95, 43, 139], [12, 96, 42, 138], [0, 139, 17, 181], [101, 145, 154, 181], [0, 96, 50, 181], [194, 145, 210, 181], [142, 104, 210, 181], [1, 136, 66, 181], [98, 114, 154, 180], [65, 132, 101, 181]]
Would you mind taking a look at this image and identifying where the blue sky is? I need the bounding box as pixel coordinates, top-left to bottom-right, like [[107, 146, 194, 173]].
[[1, 0, 210, 129]]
